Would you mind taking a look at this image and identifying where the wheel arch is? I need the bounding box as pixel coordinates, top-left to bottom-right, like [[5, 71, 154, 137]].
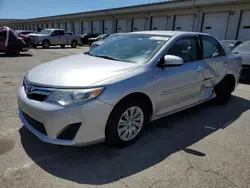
[[106, 92, 154, 126]]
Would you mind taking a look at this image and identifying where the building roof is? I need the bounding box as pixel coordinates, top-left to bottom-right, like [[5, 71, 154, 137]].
[[4, 0, 248, 23]]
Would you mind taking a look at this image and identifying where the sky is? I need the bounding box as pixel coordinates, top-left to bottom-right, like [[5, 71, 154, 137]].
[[0, 0, 167, 19]]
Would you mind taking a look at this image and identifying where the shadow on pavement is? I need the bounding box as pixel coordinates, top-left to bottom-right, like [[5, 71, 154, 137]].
[[0, 53, 33, 58], [19, 95, 250, 185]]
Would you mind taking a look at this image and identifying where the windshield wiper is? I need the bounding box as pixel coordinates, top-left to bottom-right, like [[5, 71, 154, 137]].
[[95, 55, 122, 61]]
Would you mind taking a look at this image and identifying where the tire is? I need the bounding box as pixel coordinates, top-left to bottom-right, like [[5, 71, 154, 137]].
[[105, 98, 150, 147], [31, 45, 37, 48], [42, 40, 50, 49], [214, 78, 232, 105], [60, 45, 65, 48], [71, 40, 77, 48]]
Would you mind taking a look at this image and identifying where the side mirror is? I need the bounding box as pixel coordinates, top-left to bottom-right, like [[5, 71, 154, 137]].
[[51, 32, 57, 36], [162, 55, 184, 67]]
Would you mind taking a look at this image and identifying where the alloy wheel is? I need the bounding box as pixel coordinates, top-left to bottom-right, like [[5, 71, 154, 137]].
[[117, 106, 144, 141]]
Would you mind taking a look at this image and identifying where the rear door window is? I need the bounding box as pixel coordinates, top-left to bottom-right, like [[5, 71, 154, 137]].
[[201, 35, 226, 59], [58, 30, 65, 35]]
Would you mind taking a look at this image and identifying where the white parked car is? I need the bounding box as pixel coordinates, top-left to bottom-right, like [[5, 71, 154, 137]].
[[28, 29, 81, 48], [18, 31, 242, 147]]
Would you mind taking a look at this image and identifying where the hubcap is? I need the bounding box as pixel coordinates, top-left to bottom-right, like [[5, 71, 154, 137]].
[[117, 106, 144, 141]]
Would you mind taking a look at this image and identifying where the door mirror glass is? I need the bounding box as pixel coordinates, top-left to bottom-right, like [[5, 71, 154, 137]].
[[163, 55, 184, 66]]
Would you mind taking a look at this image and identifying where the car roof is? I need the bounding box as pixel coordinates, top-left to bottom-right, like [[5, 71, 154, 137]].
[[129, 30, 211, 37], [43, 28, 63, 31]]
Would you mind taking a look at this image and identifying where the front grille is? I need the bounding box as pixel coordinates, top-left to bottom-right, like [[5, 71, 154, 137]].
[[23, 78, 53, 102], [22, 111, 47, 135], [29, 36, 36, 42], [57, 123, 81, 140]]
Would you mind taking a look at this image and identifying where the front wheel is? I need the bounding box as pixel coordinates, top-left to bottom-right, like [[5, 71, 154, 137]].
[[42, 40, 50, 49], [71, 41, 77, 48], [60, 45, 65, 48], [214, 79, 232, 105], [31, 45, 37, 48], [105, 98, 149, 147]]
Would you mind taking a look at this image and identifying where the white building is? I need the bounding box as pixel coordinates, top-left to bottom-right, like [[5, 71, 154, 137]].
[[3, 0, 250, 40]]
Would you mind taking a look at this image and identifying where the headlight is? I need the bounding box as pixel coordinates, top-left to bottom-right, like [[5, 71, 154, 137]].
[[45, 88, 104, 106]]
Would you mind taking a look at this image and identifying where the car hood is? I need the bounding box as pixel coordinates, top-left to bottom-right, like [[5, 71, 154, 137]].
[[29, 33, 49, 37], [92, 40, 105, 46], [89, 37, 98, 41], [27, 53, 139, 87], [236, 52, 250, 65]]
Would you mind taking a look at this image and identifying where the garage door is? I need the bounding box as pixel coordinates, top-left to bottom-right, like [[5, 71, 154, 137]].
[[59, 22, 64, 30], [93, 21, 101, 34], [48, 23, 52, 29], [133, 18, 146, 31], [104, 20, 113, 34], [237, 10, 250, 41], [66, 22, 72, 32], [202, 12, 230, 40], [117, 19, 128, 33], [174, 15, 194, 31], [82, 21, 90, 34], [74, 21, 81, 35], [151, 16, 168, 30]]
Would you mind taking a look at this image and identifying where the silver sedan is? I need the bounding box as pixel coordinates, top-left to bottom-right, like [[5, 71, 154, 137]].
[[18, 31, 242, 147]]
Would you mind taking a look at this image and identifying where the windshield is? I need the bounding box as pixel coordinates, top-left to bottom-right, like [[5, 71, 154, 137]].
[[88, 34, 170, 64], [233, 41, 250, 53], [105, 33, 124, 42], [39, 29, 53, 34]]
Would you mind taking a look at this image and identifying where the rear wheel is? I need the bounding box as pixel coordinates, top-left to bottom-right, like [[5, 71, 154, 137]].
[[71, 41, 77, 48], [105, 98, 150, 147], [214, 77, 234, 105], [60, 45, 65, 48], [31, 45, 37, 48], [42, 40, 50, 49]]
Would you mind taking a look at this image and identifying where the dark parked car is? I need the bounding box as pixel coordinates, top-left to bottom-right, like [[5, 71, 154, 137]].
[[0, 26, 30, 56], [90, 33, 126, 49], [88, 34, 109, 46], [233, 41, 250, 80], [80, 33, 99, 45], [220, 40, 242, 50]]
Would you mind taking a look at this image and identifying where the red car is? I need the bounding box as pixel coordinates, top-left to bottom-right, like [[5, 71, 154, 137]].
[[0, 26, 30, 56]]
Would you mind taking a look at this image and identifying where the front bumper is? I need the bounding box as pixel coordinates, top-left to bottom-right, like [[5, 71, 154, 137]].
[[18, 86, 113, 146]]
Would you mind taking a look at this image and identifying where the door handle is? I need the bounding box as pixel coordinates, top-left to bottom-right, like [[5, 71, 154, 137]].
[[222, 62, 227, 68], [196, 66, 204, 72]]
